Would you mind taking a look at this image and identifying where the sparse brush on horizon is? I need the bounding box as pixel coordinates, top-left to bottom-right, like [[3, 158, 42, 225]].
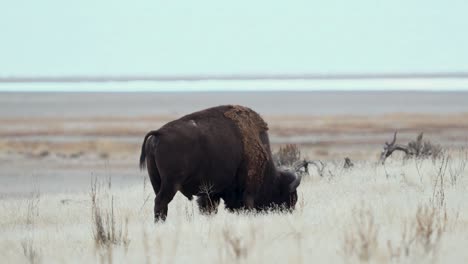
[[381, 131, 443, 164]]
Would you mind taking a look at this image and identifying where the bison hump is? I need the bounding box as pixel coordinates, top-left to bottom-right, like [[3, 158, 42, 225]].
[[224, 105, 269, 193]]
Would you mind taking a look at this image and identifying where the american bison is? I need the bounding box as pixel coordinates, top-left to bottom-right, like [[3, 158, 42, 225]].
[[139, 105, 302, 221]]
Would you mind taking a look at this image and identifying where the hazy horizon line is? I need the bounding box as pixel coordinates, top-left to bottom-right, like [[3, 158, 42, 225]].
[[2, 72, 468, 83]]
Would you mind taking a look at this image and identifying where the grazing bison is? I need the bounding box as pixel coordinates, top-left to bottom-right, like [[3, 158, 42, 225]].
[[139, 105, 302, 221]]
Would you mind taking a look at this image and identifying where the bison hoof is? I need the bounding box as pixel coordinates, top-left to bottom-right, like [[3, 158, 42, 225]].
[[154, 217, 165, 223], [154, 214, 167, 223]]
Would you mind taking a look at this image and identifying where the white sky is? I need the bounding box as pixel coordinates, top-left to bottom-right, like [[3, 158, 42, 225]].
[[1, 0, 468, 91]]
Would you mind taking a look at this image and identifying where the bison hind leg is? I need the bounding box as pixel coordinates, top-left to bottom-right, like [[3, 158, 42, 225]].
[[196, 194, 220, 215], [154, 186, 177, 222]]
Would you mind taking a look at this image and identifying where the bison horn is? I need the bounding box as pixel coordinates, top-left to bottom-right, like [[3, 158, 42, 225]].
[[289, 174, 302, 192]]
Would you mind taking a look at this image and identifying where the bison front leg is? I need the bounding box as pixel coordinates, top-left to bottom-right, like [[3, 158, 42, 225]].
[[222, 191, 244, 212], [154, 187, 177, 222]]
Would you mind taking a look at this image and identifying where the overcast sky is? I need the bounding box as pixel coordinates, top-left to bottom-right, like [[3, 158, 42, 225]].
[[1, 0, 468, 78]]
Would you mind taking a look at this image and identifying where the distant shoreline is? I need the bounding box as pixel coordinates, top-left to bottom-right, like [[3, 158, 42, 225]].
[[1, 77, 468, 92], [2, 72, 468, 83]]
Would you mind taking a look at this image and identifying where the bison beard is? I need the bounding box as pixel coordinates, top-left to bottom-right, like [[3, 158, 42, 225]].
[[139, 105, 302, 222]]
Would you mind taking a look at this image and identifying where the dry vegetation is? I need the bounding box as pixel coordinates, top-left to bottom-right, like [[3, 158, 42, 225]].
[[1, 146, 467, 263], [1, 112, 467, 161], [380, 132, 444, 164], [273, 144, 302, 167]]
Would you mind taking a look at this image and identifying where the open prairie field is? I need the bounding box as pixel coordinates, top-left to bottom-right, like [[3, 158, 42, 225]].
[[1, 156, 468, 263], [1, 91, 468, 263]]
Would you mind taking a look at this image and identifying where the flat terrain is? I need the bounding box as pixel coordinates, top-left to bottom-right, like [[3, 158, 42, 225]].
[[0, 91, 467, 195], [0, 91, 467, 263]]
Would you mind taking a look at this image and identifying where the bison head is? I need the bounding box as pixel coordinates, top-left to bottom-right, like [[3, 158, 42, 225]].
[[272, 169, 302, 209]]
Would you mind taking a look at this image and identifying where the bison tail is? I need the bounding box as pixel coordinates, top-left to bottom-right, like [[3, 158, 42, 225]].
[[139, 130, 159, 170]]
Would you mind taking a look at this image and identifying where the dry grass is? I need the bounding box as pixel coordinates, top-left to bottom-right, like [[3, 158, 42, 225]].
[[343, 206, 379, 262], [221, 227, 254, 261], [90, 178, 130, 250], [1, 152, 468, 263], [386, 204, 447, 262], [20, 191, 41, 264]]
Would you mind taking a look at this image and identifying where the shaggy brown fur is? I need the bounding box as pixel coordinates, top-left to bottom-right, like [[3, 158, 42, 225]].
[[224, 105, 269, 193]]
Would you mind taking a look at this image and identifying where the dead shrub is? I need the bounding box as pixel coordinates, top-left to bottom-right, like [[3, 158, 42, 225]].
[[387, 155, 449, 261], [343, 157, 354, 169], [273, 144, 301, 167], [387, 221, 414, 261], [21, 239, 41, 264], [198, 181, 219, 214], [90, 178, 130, 250], [408, 133, 443, 160], [21, 191, 41, 264], [387, 155, 450, 261], [430, 155, 449, 210], [447, 148, 468, 186], [343, 207, 379, 262], [414, 206, 446, 254], [380, 132, 443, 164], [221, 227, 256, 262], [387, 205, 447, 261]]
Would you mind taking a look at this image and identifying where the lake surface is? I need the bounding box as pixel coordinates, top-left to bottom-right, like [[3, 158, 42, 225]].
[[1, 91, 468, 118]]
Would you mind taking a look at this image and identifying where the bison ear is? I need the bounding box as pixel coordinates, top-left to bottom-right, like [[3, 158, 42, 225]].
[[289, 174, 302, 192]]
